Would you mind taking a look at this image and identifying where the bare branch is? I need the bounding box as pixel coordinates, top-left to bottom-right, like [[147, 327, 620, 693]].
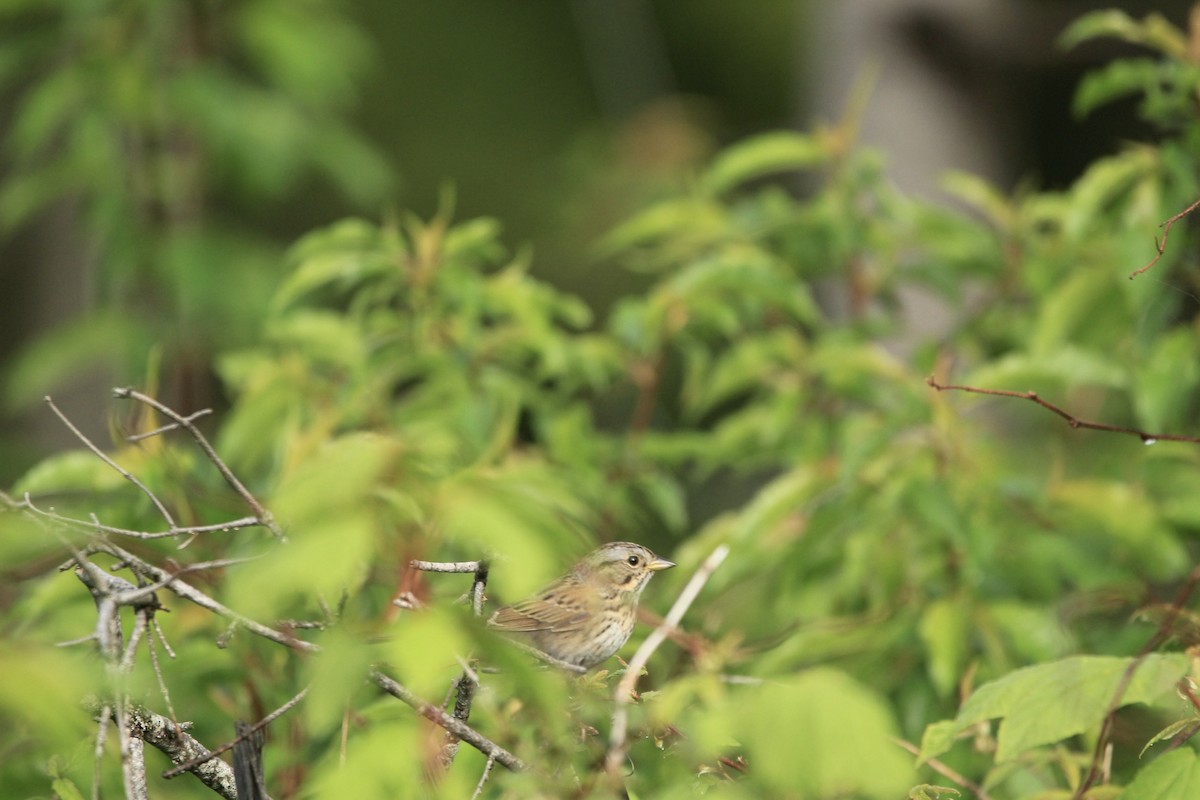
[[926, 377, 1200, 444], [6, 474, 258, 542], [44, 395, 177, 529], [90, 541, 319, 653], [113, 387, 284, 540], [122, 732, 148, 800], [372, 670, 527, 771], [110, 704, 238, 800], [605, 544, 729, 775], [411, 559, 487, 573]]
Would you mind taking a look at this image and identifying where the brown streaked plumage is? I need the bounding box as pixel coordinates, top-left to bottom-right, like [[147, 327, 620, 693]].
[[487, 542, 675, 670]]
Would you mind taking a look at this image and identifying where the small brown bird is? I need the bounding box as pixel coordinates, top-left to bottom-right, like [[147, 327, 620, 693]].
[[488, 542, 675, 670]]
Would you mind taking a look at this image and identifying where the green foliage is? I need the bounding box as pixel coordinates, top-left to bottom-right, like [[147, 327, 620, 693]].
[[8, 6, 1200, 799], [919, 654, 1189, 763], [1121, 749, 1200, 800], [0, 0, 391, 408]]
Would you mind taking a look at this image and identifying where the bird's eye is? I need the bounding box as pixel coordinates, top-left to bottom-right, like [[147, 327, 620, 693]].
[[627, 555, 640, 566]]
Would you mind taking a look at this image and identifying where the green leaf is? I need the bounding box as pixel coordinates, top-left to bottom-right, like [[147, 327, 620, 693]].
[[909, 785, 961, 800], [308, 723, 426, 798], [741, 670, 914, 797], [1134, 328, 1200, 432], [9, 67, 82, 161], [436, 473, 576, 600], [227, 434, 395, 617], [2, 313, 139, 409], [702, 131, 829, 195], [1123, 749, 1200, 800], [444, 216, 506, 264], [595, 198, 726, 259], [0, 644, 96, 747], [227, 510, 375, 619], [985, 602, 1072, 663], [1139, 717, 1200, 758], [271, 433, 396, 526], [963, 347, 1127, 392], [1059, 10, 1187, 59], [1072, 58, 1170, 118], [681, 329, 807, 421], [1064, 149, 1157, 237], [12, 449, 128, 496], [919, 597, 970, 696], [266, 310, 367, 369], [235, 1, 372, 108], [918, 654, 1188, 763], [1052, 479, 1188, 581], [47, 756, 87, 800], [940, 171, 1015, 231], [385, 607, 470, 697], [630, 471, 687, 533], [304, 628, 378, 731]]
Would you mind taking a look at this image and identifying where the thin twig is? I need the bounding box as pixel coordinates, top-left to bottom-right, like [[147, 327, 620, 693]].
[[113, 387, 284, 539], [470, 755, 497, 800], [92, 704, 110, 800], [926, 377, 1200, 444], [893, 737, 990, 800], [7, 491, 260, 540], [125, 408, 212, 442], [162, 687, 309, 779], [605, 544, 729, 775], [44, 395, 178, 529], [1129, 196, 1200, 279], [372, 670, 527, 771]]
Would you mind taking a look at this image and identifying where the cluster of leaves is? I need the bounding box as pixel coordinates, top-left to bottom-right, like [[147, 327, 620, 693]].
[[4, 7, 1200, 799]]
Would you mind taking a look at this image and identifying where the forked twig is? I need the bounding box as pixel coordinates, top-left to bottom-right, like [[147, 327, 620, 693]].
[[113, 387, 284, 539], [1129, 196, 1200, 279]]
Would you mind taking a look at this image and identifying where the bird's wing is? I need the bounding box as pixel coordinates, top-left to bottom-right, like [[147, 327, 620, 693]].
[[489, 592, 589, 633]]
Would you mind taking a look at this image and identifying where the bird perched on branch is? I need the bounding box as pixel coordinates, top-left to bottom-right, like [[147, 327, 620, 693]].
[[488, 542, 675, 670]]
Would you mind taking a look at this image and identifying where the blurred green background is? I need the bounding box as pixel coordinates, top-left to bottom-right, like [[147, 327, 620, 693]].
[[0, 0, 1178, 483], [6, 3, 1200, 798]]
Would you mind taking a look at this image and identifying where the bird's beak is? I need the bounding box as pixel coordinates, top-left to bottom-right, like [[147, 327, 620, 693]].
[[648, 557, 676, 572]]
